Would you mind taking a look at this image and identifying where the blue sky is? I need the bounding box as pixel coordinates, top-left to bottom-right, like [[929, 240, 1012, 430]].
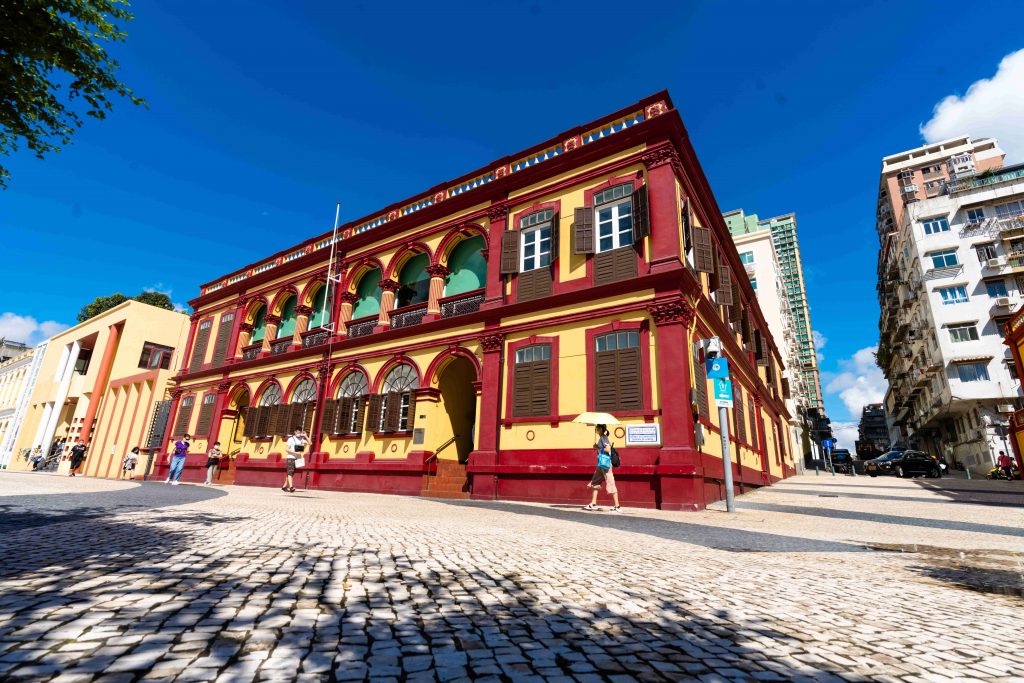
[[2, 0, 1022, 444]]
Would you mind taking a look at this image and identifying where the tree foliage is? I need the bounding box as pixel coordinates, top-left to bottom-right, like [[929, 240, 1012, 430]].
[[0, 0, 145, 188], [77, 291, 174, 322]]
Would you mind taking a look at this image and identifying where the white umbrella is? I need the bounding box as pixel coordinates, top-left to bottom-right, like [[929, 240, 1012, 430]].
[[571, 412, 620, 425]]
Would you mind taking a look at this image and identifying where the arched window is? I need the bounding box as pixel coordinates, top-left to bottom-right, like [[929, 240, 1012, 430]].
[[277, 295, 298, 338], [351, 268, 382, 319], [396, 253, 430, 308], [332, 372, 369, 434], [372, 364, 418, 433], [310, 284, 330, 329], [251, 305, 267, 343], [445, 235, 487, 296], [259, 384, 282, 406], [292, 378, 317, 403]]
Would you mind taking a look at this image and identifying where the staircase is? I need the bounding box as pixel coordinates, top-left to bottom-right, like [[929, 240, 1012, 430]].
[[421, 436, 470, 499]]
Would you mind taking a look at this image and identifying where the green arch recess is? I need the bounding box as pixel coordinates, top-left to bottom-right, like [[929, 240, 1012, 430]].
[[352, 268, 382, 319], [445, 236, 487, 296], [278, 295, 297, 337], [251, 306, 267, 343], [310, 285, 329, 329], [397, 253, 430, 308]]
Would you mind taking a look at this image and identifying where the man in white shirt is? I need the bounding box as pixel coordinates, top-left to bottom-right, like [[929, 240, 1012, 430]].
[[283, 427, 308, 493]]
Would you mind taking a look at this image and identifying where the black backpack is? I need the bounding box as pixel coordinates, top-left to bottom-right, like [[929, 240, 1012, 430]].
[[610, 445, 621, 468]]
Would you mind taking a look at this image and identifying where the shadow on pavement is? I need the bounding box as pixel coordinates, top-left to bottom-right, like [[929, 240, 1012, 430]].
[[751, 486, 1019, 508], [434, 498, 865, 553]]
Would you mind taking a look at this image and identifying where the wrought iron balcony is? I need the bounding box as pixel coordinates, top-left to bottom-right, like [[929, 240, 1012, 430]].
[[241, 344, 261, 361], [347, 317, 376, 339], [302, 328, 330, 349], [440, 290, 485, 318], [391, 303, 428, 330], [269, 339, 292, 356]]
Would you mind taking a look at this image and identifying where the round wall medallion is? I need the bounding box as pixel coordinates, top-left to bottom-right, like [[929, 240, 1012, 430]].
[[614, 427, 626, 440], [343, 444, 350, 454], [257, 445, 265, 454], [526, 430, 535, 442], [390, 443, 398, 453]]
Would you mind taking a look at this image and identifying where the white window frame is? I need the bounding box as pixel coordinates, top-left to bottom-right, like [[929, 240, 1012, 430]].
[[938, 286, 968, 305], [985, 279, 1008, 298], [967, 207, 986, 223], [595, 197, 633, 254], [520, 218, 552, 273], [956, 362, 990, 383], [947, 324, 979, 343], [922, 217, 950, 235], [928, 248, 958, 269]]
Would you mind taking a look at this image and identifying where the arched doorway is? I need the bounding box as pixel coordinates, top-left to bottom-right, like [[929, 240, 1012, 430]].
[[423, 355, 477, 499], [218, 387, 249, 484]]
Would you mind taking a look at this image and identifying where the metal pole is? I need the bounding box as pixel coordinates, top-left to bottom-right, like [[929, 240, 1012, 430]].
[[827, 446, 835, 475], [719, 406, 735, 512]]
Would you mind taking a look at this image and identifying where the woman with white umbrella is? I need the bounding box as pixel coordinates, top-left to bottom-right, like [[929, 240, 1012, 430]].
[[573, 412, 621, 512]]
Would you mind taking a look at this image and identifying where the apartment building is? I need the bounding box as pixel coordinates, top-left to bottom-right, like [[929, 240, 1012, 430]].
[[0, 345, 45, 468], [876, 137, 1024, 473], [855, 402, 889, 460], [164, 92, 797, 510], [724, 209, 808, 461]]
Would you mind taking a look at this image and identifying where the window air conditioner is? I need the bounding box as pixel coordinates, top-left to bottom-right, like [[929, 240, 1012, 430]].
[[998, 404, 1016, 413], [995, 297, 1012, 307], [986, 257, 1006, 268]]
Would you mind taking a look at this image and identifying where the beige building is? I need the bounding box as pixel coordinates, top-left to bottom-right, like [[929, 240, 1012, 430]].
[[0, 345, 43, 468], [11, 301, 189, 477]]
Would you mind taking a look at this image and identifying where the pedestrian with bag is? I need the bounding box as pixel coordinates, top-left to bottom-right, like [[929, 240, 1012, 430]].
[[283, 427, 308, 493], [204, 442, 222, 485], [584, 424, 621, 512], [166, 434, 190, 485], [68, 440, 88, 476], [997, 451, 1014, 480], [121, 447, 139, 479]]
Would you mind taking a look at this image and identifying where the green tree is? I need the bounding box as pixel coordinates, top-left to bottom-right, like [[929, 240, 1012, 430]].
[[0, 0, 145, 188], [77, 290, 174, 322]]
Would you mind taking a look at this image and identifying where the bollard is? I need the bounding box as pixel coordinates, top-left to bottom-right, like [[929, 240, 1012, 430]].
[[815, 465, 819, 476], [965, 467, 971, 480]]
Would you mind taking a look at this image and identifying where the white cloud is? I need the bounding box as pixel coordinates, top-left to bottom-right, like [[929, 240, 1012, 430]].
[[824, 346, 888, 419], [812, 330, 827, 349], [0, 312, 70, 346], [830, 421, 859, 451], [921, 48, 1024, 160]]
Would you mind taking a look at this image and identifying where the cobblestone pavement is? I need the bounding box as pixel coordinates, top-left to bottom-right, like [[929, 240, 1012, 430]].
[[0, 472, 1021, 683]]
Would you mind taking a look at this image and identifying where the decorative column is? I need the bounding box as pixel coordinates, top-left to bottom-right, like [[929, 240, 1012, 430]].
[[753, 394, 769, 480], [481, 205, 508, 310], [79, 323, 122, 445], [207, 381, 233, 448], [336, 292, 359, 339], [237, 323, 254, 355], [294, 305, 313, 344], [311, 360, 332, 454], [157, 387, 185, 477], [648, 296, 703, 511], [423, 264, 450, 322], [642, 145, 685, 274], [375, 279, 400, 332], [470, 332, 504, 500], [262, 315, 281, 353]]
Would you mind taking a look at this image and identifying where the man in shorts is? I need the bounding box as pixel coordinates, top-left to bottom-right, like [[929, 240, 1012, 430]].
[[283, 427, 308, 493]]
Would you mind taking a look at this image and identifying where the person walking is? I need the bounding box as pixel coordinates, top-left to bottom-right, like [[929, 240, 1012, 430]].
[[68, 440, 87, 477], [121, 447, 139, 479], [283, 427, 308, 493], [166, 434, 190, 485], [997, 451, 1014, 480], [204, 442, 222, 485], [583, 424, 621, 512], [30, 446, 44, 471]]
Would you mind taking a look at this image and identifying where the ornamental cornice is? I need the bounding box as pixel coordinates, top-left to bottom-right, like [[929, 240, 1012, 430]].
[[239, 322, 254, 333], [641, 145, 679, 170], [378, 279, 401, 293], [264, 315, 282, 325], [295, 305, 314, 316], [426, 264, 451, 278], [647, 297, 695, 327], [339, 292, 360, 305], [479, 333, 504, 353], [486, 205, 508, 222]]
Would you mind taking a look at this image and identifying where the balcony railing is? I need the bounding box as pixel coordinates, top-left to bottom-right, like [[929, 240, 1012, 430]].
[[301, 328, 330, 349], [269, 339, 292, 356], [347, 317, 376, 339], [440, 290, 485, 318], [947, 166, 1024, 194], [391, 303, 428, 330], [242, 344, 261, 361]]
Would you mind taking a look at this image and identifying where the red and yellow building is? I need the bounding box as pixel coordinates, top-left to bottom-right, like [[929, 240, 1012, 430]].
[[1003, 307, 1024, 474], [161, 92, 796, 509]]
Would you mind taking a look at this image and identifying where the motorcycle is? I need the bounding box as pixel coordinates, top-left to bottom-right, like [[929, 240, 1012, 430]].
[[986, 465, 1022, 480]]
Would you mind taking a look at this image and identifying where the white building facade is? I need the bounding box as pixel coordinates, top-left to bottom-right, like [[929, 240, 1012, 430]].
[[0, 342, 46, 469], [878, 154, 1024, 473]]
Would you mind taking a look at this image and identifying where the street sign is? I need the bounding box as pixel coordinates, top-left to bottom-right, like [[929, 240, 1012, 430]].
[[713, 378, 734, 408], [625, 424, 661, 446], [706, 356, 730, 379], [822, 438, 834, 450]]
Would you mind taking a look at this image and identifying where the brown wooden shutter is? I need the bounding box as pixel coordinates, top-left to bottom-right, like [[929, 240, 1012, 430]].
[[517, 268, 552, 303], [681, 198, 693, 254], [716, 258, 734, 306], [405, 393, 417, 431], [616, 347, 643, 410], [632, 185, 650, 241], [693, 227, 715, 273], [335, 397, 352, 433], [513, 363, 533, 417], [749, 397, 759, 450], [734, 384, 746, 443], [573, 207, 595, 254], [692, 342, 709, 420], [756, 330, 769, 366], [189, 321, 212, 372], [195, 395, 216, 435], [366, 394, 383, 433], [730, 293, 743, 323], [320, 399, 338, 436], [275, 404, 291, 436], [173, 397, 194, 436], [549, 212, 560, 261], [352, 395, 366, 435], [301, 402, 315, 432], [742, 312, 754, 349], [531, 361, 550, 416], [781, 378, 791, 399], [383, 393, 402, 432], [242, 406, 255, 438], [256, 405, 272, 437], [500, 230, 520, 274], [594, 352, 619, 412], [211, 313, 234, 368]]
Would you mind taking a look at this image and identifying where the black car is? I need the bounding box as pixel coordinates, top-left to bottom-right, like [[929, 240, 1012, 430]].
[[829, 449, 854, 474], [865, 450, 942, 478]]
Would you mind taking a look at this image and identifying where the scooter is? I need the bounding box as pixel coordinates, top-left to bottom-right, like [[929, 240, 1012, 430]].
[[986, 465, 1022, 480]]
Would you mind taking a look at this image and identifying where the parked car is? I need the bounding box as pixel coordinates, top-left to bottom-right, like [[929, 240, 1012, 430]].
[[829, 448, 854, 474], [865, 450, 942, 478]]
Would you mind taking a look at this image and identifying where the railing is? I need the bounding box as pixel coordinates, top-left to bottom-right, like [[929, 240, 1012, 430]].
[[440, 290, 485, 319], [947, 166, 1024, 193], [242, 344, 261, 361], [347, 317, 376, 339], [1009, 253, 1024, 269], [391, 303, 428, 330], [269, 339, 292, 356], [581, 110, 645, 145], [302, 328, 330, 349]]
